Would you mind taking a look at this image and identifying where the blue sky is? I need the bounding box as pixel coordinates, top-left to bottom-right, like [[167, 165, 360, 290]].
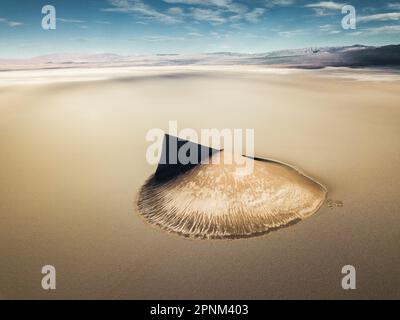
[[0, 0, 399, 58]]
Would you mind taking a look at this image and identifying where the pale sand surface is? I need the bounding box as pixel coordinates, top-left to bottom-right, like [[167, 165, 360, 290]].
[[0, 66, 399, 299], [138, 151, 327, 239]]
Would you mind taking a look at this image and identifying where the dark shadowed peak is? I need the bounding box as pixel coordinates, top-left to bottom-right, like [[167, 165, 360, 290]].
[[154, 134, 220, 182]]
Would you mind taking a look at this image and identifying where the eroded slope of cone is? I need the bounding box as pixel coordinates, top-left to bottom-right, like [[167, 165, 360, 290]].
[[138, 151, 327, 239]]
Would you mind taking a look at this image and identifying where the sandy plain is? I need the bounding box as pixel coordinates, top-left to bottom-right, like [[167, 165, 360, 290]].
[[0, 65, 399, 299]]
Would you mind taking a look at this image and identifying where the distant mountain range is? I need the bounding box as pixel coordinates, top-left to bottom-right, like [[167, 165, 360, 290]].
[[1, 44, 399, 70]]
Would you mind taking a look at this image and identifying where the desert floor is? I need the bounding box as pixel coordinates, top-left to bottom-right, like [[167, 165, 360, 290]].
[[0, 66, 399, 299]]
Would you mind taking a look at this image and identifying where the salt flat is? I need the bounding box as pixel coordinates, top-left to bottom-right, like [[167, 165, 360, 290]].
[[0, 65, 399, 299]]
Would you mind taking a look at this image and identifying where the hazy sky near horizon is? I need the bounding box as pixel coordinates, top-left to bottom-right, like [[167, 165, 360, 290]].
[[0, 0, 399, 58]]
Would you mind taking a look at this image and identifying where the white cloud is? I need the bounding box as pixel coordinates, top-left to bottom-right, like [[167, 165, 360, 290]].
[[266, 0, 296, 7], [187, 32, 203, 37], [346, 25, 400, 36], [387, 2, 400, 10], [139, 35, 186, 41], [167, 7, 184, 15], [244, 8, 266, 23], [230, 23, 244, 29], [306, 1, 345, 17], [57, 18, 86, 23], [319, 24, 341, 34], [102, 0, 181, 24], [306, 1, 344, 10], [7, 21, 24, 27], [347, 31, 363, 36], [163, 0, 208, 4], [363, 25, 400, 35], [191, 8, 227, 24], [311, 8, 331, 16], [358, 12, 400, 23], [103, 0, 266, 26], [164, 0, 265, 24], [163, 0, 244, 14], [95, 20, 111, 24], [319, 24, 335, 31], [163, 0, 231, 7], [278, 29, 304, 37], [0, 17, 24, 27]]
